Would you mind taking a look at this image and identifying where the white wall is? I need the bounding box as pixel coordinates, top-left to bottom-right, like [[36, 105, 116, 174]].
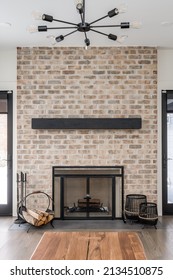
[[0, 48, 17, 215], [157, 48, 173, 215]]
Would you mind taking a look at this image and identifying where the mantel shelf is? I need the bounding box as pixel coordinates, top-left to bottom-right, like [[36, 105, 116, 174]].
[[31, 117, 142, 130]]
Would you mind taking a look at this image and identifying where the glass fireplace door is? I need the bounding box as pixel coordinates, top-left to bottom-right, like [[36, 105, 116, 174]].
[[89, 176, 114, 218], [62, 175, 115, 219], [53, 166, 124, 220], [63, 176, 87, 218]]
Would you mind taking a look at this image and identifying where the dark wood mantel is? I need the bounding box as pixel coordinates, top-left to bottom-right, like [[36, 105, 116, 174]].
[[31, 117, 142, 129]]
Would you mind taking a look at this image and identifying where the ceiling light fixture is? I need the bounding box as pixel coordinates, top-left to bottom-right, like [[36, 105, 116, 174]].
[[29, 0, 141, 47]]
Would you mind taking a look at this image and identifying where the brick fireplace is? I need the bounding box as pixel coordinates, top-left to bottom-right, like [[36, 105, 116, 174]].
[[52, 166, 124, 220], [17, 46, 158, 206]]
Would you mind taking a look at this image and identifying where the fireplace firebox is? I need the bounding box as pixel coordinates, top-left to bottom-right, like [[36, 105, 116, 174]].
[[52, 166, 124, 220]]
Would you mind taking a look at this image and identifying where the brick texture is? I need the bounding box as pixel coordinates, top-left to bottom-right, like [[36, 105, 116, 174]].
[[17, 47, 157, 203]]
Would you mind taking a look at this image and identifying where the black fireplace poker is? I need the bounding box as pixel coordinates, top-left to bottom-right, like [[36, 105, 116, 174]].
[[14, 171, 28, 224]]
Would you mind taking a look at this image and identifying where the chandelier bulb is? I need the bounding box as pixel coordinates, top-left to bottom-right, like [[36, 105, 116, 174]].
[[46, 35, 57, 45], [116, 35, 128, 44], [74, 0, 83, 7], [32, 11, 42, 20], [26, 25, 38, 33], [75, 0, 83, 13], [130, 21, 142, 29], [76, 3, 83, 10], [118, 4, 127, 14]]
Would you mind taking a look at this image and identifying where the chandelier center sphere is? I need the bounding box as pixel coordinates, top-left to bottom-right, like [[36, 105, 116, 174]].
[[77, 22, 90, 32]]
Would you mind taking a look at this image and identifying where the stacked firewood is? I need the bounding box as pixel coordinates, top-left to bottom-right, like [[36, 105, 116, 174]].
[[22, 208, 54, 226], [78, 199, 101, 208]]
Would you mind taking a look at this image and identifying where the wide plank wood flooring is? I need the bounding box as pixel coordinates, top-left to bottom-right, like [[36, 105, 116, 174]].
[[31, 231, 146, 260], [1, 216, 173, 260]]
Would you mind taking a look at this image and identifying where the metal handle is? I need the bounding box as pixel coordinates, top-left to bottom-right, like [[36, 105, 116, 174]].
[[1, 155, 12, 168], [163, 154, 173, 168]]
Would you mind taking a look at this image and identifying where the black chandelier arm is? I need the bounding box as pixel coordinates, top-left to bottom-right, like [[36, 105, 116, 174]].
[[78, 0, 85, 25], [79, 11, 84, 25], [89, 15, 108, 25], [63, 29, 78, 39], [90, 24, 121, 29], [47, 26, 77, 30], [84, 32, 90, 47], [84, 32, 87, 40], [84, 31, 89, 43], [38, 25, 78, 32], [55, 29, 78, 43], [90, 22, 130, 29], [53, 18, 78, 26], [90, 28, 110, 38], [90, 29, 117, 41], [83, 0, 86, 25], [89, 8, 119, 25]]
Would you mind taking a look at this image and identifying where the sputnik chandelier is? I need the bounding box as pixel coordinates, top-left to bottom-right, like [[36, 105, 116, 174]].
[[30, 0, 141, 48]]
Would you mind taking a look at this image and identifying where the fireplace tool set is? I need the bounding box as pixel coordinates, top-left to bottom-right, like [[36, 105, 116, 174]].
[[14, 172, 27, 224], [14, 172, 54, 231]]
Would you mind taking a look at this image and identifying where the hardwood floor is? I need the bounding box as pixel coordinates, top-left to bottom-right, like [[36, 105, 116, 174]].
[[31, 231, 146, 260], [0, 216, 173, 260]]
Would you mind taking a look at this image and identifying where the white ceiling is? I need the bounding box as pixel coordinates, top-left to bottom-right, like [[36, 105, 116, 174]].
[[1, 0, 173, 48]]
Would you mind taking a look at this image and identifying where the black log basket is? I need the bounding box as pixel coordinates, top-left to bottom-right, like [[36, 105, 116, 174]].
[[17, 191, 54, 231]]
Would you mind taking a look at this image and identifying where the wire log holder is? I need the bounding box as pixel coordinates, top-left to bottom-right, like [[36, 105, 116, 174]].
[[18, 191, 54, 232]]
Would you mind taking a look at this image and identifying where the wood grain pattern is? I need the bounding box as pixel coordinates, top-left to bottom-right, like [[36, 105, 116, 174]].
[[2, 216, 173, 260], [31, 231, 146, 260]]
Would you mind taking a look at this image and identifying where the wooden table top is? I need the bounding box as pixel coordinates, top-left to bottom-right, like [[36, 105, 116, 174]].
[[31, 231, 146, 260]]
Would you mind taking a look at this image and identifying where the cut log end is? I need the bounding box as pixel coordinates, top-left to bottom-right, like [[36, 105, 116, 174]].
[[22, 208, 54, 226]]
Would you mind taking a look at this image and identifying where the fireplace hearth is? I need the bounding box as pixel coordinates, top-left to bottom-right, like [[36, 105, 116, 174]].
[[52, 166, 124, 220]]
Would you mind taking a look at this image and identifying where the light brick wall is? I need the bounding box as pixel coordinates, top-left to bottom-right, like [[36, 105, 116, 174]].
[[17, 47, 157, 202]]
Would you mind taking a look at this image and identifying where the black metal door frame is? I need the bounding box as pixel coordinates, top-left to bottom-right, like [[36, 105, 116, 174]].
[[162, 90, 173, 214], [0, 90, 13, 215]]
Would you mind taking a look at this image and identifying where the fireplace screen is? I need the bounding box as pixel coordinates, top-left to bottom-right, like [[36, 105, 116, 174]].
[[53, 166, 124, 220]]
